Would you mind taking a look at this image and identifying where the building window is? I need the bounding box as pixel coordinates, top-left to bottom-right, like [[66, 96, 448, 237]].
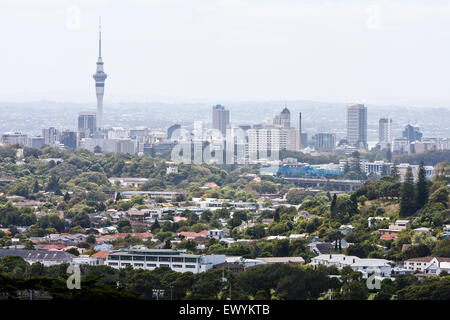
[[109, 255, 120, 261], [186, 265, 196, 269], [122, 263, 131, 266], [160, 264, 170, 267], [146, 256, 157, 261], [133, 256, 145, 261], [159, 257, 171, 262], [185, 258, 197, 263], [147, 264, 157, 267], [134, 263, 144, 267], [173, 264, 183, 268], [172, 257, 184, 262], [108, 262, 118, 266]]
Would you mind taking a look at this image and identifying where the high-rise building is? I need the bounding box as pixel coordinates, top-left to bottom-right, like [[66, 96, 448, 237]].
[[347, 103, 367, 149], [311, 133, 336, 151], [248, 128, 287, 160], [298, 112, 302, 149], [93, 19, 107, 132], [379, 118, 392, 148], [60, 130, 77, 150], [212, 105, 229, 135], [78, 112, 97, 140], [167, 124, 181, 140], [301, 133, 308, 147], [402, 124, 422, 142], [42, 127, 59, 146], [273, 107, 291, 128]]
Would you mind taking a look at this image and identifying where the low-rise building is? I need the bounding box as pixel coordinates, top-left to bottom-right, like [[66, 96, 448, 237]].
[[0, 249, 75, 266], [309, 254, 394, 278], [403, 257, 450, 274], [207, 229, 227, 240], [339, 225, 355, 235], [104, 248, 226, 274]]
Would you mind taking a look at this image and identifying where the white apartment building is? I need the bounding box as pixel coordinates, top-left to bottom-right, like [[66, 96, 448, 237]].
[[379, 118, 392, 149], [247, 127, 299, 163], [105, 249, 226, 274], [393, 138, 409, 153], [347, 103, 367, 149]]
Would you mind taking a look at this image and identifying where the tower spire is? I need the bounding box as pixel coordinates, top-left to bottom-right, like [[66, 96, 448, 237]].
[[99, 17, 102, 58]]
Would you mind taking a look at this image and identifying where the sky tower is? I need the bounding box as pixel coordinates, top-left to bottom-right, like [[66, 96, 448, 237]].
[[93, 18, 107, 132]]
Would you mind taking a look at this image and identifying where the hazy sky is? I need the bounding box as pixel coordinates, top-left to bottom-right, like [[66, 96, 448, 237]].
[[2, 0, 450, 107]]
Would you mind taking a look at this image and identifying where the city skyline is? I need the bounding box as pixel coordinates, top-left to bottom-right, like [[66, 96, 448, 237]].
[[2, 1, 450, 108]]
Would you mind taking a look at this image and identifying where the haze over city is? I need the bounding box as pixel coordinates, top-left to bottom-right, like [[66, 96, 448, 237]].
[[2, 0, 450, 107]]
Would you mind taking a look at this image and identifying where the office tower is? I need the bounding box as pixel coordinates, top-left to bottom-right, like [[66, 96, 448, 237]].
[[42, 127, 59, 146], [402, 124, 423, 142], [27, 137, 45, 149], [60, 130, 77, 150], [301, 133, 308, 147], [287, 129, 301, 152], [298, 112, 302, 149], [311, 133, 336, 151], [379, 118, 392, 147], [347, 103, 367, 149], [78, 112, 97, 140], [212, 105, 229, 135], [273, 107, 291, 128], [93, 19, 107, 131], [1, 132, 27, 146], [167, 124, 181, 140]]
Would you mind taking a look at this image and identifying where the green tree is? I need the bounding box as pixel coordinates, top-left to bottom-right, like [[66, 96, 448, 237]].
[[151, 219, 161, 232], [386, 146, 392, 162], [390, 164, 400, 182], [399, 167, 417, 217], [416, 162, 429, 209], [46, 175, 60, 192], [429, 187, 449, 209], [330, 193, 337, 218], [32, 180, 40, 193], [117, 220, 132, 233]]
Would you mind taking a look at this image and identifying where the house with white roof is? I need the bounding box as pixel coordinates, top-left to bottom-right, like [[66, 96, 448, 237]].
[[350, 259, 393, 278], [309, 254, 394, 278], [339, 225, 355, 235]]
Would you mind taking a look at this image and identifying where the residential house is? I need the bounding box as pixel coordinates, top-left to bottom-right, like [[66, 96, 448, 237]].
[[207, 229, 227, 240], [310, 254, 394, 278], [339, 225, 355, 235], [0, 249, 75, 266], [413, 227, 431, 236], [307, 242, 333, 255], [403, 257, 450, 274]]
